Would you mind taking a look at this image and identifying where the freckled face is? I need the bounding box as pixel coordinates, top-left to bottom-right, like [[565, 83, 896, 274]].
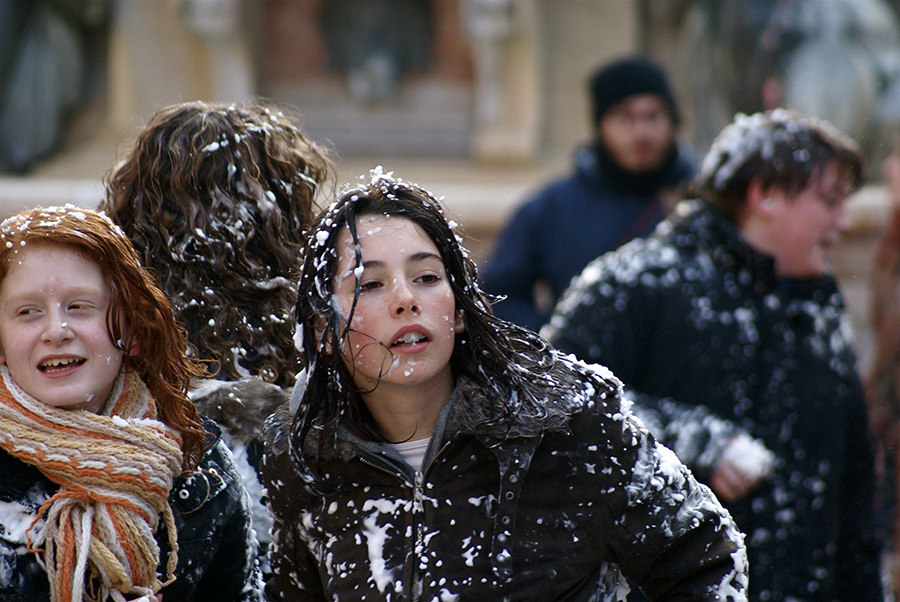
[[332, 215, 463, 394], [767, 161, 852, 278], [0, 246, 125, 412]]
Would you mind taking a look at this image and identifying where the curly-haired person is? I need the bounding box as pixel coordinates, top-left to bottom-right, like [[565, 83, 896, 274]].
[[100, 100, 335, 577]]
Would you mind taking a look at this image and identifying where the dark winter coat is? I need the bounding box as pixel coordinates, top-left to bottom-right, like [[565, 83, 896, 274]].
[[260, 356, 747, 601], [544, 200, 882, 601], [190, 376, 291, 577], [481, 144, 695, 331], [0, 420, 262, 602]]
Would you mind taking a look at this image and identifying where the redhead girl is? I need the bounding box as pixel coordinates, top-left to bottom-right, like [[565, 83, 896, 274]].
[[0, 206, 260, 601], [260, 169, 748, 601]]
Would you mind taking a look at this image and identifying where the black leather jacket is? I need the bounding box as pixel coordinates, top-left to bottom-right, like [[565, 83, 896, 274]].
[[262, 357, 747, 601]]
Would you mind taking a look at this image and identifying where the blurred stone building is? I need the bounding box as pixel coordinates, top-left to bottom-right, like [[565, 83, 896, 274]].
[[1, 0, 654, 249], [1, 0, 896, 368]]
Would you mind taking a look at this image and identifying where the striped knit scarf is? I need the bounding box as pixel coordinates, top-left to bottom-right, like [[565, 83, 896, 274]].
[[0, 366, 184, 602]]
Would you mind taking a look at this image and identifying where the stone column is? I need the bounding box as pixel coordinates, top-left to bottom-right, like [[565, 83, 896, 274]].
[[106, 0, 255, 132], [463, 0, 541, 162], [463, 0, 641, 162]]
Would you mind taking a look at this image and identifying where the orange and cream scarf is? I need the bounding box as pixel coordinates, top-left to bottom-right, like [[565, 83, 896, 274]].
[[0, 366, 184, 602]]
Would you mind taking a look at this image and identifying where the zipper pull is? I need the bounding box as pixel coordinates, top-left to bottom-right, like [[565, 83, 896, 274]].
[[413, 470, 425, 510]]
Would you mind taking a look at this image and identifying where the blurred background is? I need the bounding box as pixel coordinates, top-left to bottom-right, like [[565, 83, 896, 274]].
[[1, 0, 899, 365]]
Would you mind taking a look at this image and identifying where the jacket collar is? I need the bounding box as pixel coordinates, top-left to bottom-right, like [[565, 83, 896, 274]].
[[0, 448, 53, 508], [667, 199, 779, 293], [324, 376, 548, 464], [265, 355, 610, 469], [311, 360, 595, 465], [575, 141, 696, 195], [667, 200, 842, 299]]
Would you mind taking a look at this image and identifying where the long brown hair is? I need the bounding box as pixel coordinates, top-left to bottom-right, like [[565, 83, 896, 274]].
[[291, 171, 562, 489], [0, 206, 207, 468], [102, 100, 334, 387]]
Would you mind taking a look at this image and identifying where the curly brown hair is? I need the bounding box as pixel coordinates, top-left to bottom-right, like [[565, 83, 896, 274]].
[[101, 100, 334, 387], [0, 206, 208, 468]]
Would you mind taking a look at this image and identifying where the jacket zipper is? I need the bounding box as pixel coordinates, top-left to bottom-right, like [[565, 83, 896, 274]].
[[359, 440, 454, 601], [412, 470, 425, 602], [411, 440, 452, 602], [359, 455, 406, 481], [358, 455, 421, 600]]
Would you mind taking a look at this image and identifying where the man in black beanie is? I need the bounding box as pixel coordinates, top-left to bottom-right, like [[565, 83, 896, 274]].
[[482, 55, 694, 331]]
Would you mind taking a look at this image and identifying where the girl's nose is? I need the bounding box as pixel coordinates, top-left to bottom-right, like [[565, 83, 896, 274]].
[[42, 308, 74, 345], [392, 281, 420, 316]]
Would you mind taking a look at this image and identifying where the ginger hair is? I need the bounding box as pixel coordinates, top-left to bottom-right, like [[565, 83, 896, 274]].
[[0, 206, 207, 468]]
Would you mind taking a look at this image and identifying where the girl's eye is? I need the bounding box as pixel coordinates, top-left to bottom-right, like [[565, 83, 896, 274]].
[[417, 273, 441, 284], [69, 301, 99, 312], [359, 281, 381, 292], [15, 307, 39, 317]]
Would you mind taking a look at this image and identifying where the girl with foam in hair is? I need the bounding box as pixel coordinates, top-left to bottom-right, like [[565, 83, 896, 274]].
[[261, 169, 748, 601], [0, 206, 261, 601]]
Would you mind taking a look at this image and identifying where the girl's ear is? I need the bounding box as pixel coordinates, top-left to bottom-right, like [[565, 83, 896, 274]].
[[453, 310, 465, 334], [128, 340, 141, 356], [314, 318, 332, 354]]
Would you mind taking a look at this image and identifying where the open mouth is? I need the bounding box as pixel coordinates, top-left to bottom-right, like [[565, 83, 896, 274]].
[[391, 332, 428, 347], [39, 358, 85, 373]]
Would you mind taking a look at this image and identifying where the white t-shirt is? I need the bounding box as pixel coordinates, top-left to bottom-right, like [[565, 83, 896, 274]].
[[388, 437, 431, 472]]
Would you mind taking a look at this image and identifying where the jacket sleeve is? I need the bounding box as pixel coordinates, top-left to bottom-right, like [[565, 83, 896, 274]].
[[192, 493, 263, 602], [260, 443, 327, 601], [481, 195, 548, 331], [190, 439, 264, 602], [589, 398, 748, 600], [626, 391, 740, 483], [544, 256, 742, 482]]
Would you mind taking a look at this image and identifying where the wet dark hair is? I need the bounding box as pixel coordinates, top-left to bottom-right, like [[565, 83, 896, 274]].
[[101, 100, 334, 387], [693, 109, 864, 223], [290, 169, 558, 487]]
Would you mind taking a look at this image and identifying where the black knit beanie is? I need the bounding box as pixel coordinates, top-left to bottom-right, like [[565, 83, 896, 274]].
[[589, 56, 680, 126]]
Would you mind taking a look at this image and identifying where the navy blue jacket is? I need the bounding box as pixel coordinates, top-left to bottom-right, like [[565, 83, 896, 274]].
[[545, 200, 883, 601], [481, 144, 694, 331]]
